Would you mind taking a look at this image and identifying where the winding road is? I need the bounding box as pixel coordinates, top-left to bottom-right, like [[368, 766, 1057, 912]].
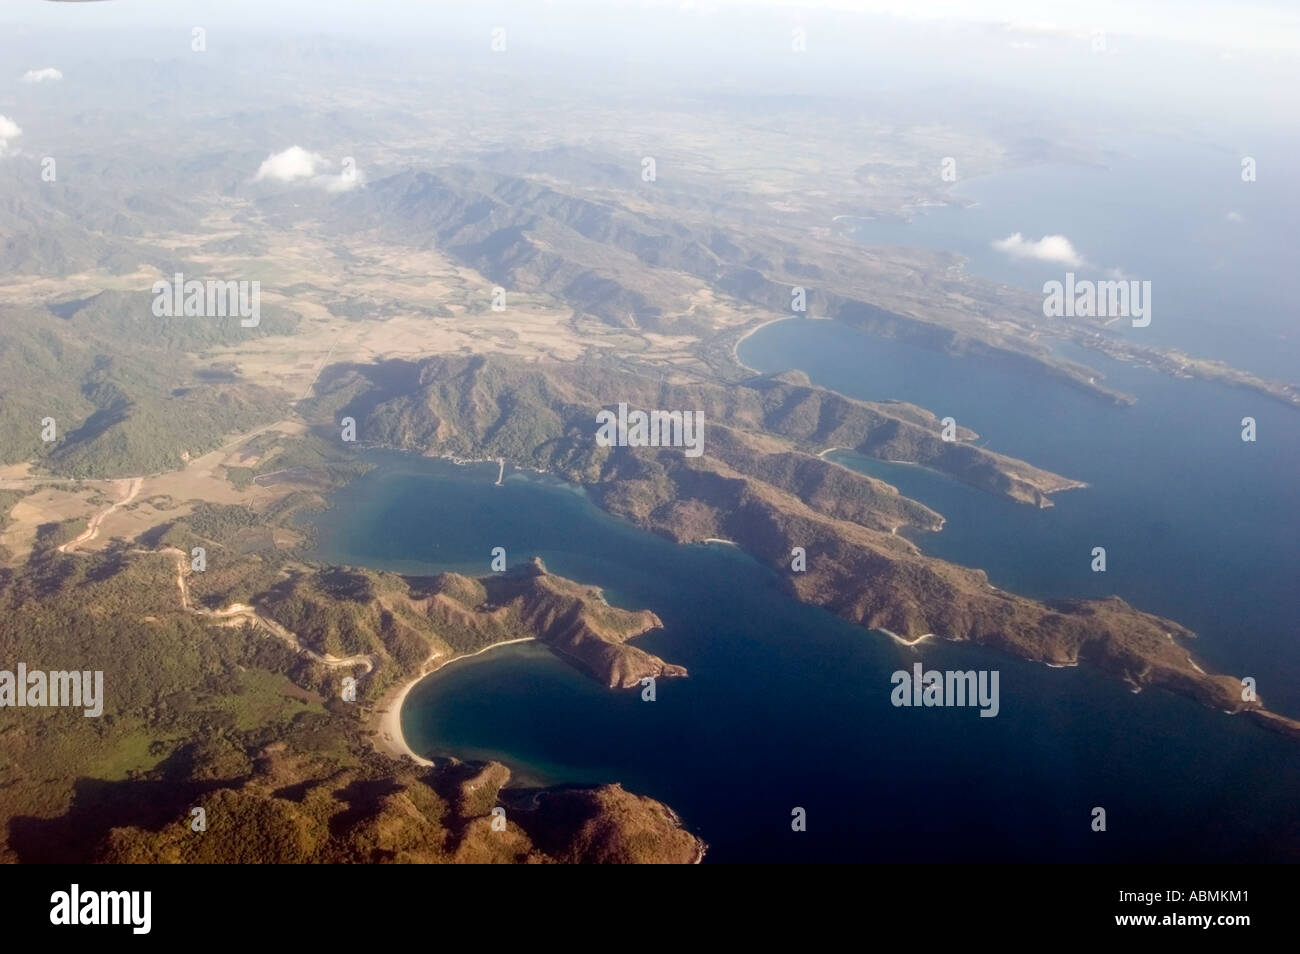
[[56, 477, 143, 553], [58, 481, 376, 676]]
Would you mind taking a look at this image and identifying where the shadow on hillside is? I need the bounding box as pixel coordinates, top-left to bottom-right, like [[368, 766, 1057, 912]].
[[326, 777, 406, 837], [8, 768, 246, 863], [312, 358, 427, 424]]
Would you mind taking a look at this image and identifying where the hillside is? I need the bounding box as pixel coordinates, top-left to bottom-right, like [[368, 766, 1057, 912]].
[[0, 296, 295, 477], [0, 519, 700, 863], [254, 558, 681, 693], [311, 354, 1081, 510], [301, 352, 1299, 736]]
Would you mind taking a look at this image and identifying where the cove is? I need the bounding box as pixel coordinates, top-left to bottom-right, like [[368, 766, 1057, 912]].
[[740, 319, 1300, 717], [308, 450, 1300, 863]]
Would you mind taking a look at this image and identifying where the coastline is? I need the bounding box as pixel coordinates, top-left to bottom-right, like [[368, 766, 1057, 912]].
[[878, 628, 935, 648], [369, 637, 538, 767], [371, 667, 436, 766], [731, 315, 794, 372]]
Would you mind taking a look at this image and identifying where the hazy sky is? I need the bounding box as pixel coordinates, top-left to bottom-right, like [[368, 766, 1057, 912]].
[[5, 0, 1297, 128], [7, 0, 1300, 55]]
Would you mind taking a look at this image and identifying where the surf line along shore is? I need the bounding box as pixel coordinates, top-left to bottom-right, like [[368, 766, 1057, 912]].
[[369, 637, 537, 766]]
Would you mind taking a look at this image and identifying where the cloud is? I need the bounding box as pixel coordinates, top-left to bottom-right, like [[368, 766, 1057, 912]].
[[1225, 210, 1245, 224], [991, 232, 1086, 267], [254, 146, 327, 183], [254, 146, 363, 191], [20, 67, 62, 84], [0, 115, 22, 157]]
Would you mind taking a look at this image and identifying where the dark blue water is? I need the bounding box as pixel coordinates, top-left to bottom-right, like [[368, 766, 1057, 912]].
[[303, 135, 1300, 862], [740, 319, 1300, 718], [309, 451, 1300, 863]]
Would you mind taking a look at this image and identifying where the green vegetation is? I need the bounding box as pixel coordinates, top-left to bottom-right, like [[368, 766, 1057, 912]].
[[0, 490, 32, 528], [0, 546, 303, 860], [252, 433, 374, 485], [224, 466, 255, 490], [185, 503, 260, 544], [301, 352, 1294, 732], [0, 533, 701, 863], [0, 298, 292, 479], [0, 489, 30, 564], [313, 353, 1079, 508]]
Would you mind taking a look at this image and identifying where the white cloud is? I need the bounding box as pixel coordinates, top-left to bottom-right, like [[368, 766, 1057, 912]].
[[0, 115, 22, 158], [1225, 210, 1245, 223], [992, 232, 1086, 267], [20, 67, 62, 84], [254, 146, 362, 191], [254, 146, 327, 183]]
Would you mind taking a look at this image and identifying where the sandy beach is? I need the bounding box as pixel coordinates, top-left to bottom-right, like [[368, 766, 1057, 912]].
[[372, 669, 437, 766], [731, 316, 793, 371], [878, 628, 935, 648], [369, 637, 538, 766]]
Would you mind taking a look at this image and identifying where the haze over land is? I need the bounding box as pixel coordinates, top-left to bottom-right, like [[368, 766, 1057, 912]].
[[0, 0, 1295, 863]]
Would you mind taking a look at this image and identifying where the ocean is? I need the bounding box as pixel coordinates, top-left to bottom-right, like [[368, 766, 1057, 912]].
[[307, 137, 1300, 861], [309, 437, 1300, 862]]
